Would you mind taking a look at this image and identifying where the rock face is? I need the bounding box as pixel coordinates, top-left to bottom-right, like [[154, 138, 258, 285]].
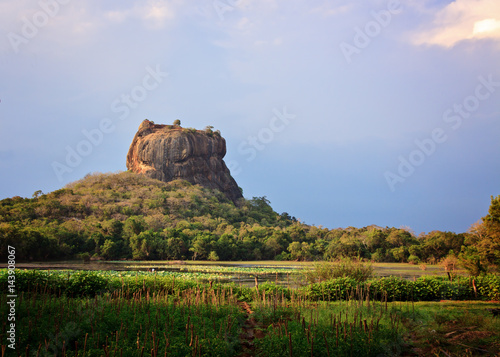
[[126, 120, 243, 203]]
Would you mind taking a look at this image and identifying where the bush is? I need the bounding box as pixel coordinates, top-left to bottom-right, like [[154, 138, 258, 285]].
[[299, 274, 500, 302], [368, 276, 411, 301], [301, 277, 359, 300], [66, 271, 108, 296], [274, 252, 290, 261], [303, 257, 373, 284], [256, 281, 291, 300], [78, 252, 91, 262], [408, 254, 420, 264], [474, 274, 500, 300]]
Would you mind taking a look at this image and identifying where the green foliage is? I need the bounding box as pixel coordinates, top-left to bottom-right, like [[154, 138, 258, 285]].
[[0, 172, 295, 261], [66, 271, 108, 296], [299, 274, 500, 302], [78, 252, 91, 262], [0, 287, 244, 356], [460, 195, 500, 274], [301, 277, 359, 300], [0, 270, 108, 296], [1, 171, 498, 266], [303, 257, 374, 284], [256, 281, 291, 300], [204, 125, 214, 136], [474, 273, 500, 300], [208, 250, 219, 261], [254, 302, 405, 357]]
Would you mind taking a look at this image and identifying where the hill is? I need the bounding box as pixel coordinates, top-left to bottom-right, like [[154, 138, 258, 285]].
[[2, 171, 491, 267], [0, 171, 295, 261]]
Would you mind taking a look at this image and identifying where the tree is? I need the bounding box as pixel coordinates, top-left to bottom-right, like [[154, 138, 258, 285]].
[[208, 251, 219, 261], [189, 233, 212, 260], [390, 246, 408, 262], [264, 232, 286, 258], [459, 246, 487, 276], [123, 216, 146, 237], [480, 195, 500, 267], [165, 237, 184, 260], [204, 125, 214, 135], [32, 190, 43, 199], [461, 195, 500, 273], [129, 231, 162, 260], [173, 119, 181, 126], [288, 242, 302, 261], [101, 239, 118, 260]]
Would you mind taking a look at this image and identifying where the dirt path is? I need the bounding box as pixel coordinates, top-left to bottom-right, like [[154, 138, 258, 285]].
[[237, 301, 265, 357]]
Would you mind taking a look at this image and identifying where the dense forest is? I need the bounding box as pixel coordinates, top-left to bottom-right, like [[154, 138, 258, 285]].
[[0, 172, 498, 273]]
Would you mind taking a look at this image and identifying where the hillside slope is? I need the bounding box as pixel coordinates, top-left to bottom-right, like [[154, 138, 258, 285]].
[[0, 171, 479, 266]]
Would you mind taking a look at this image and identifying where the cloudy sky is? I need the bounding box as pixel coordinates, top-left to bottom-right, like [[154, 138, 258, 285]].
[[1, 0, 499, 234]]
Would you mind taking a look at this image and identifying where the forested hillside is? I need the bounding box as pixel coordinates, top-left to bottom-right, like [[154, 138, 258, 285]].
[[0, 172, 498, 273]]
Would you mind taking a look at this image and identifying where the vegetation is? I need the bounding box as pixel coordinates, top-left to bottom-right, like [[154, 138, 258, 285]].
[[1, 268, 499, 355], [459, 195, 500, 275], [1, 154, 499, 355], [1, 283, 244, 356], [0, 172, 499, 275], [302, 258, 374, 284], [2, 268, 499, 305]]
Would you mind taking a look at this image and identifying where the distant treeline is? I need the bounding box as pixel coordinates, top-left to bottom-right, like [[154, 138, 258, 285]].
[[0, 172, 498, 274]]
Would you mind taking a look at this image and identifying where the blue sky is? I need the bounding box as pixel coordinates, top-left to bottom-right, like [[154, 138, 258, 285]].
[[0, 0, 499, 234]]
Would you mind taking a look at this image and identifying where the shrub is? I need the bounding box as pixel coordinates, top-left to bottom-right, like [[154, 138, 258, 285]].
[[474, 274, 500, 300], [408, 254, 420, 264], [257, 281, 291, 300], [368, 276, 411, 301], [66, 271, 108, 296], [301, 277, 359, 300], [303, 257, 373, 284], [78, 252, 91, 262]]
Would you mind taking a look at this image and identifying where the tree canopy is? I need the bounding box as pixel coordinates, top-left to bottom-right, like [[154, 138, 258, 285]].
[[0, 172, 497, 270]]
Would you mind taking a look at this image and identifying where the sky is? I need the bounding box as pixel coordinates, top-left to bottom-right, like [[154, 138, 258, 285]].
[[0, 0, 499, 235]]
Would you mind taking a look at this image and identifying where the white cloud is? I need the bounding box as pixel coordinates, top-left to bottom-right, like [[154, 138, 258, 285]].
[[473, 18, 500, 36], [103, 1, 177, 29], [411, 0, 500, 47], [309, 2, 352, 17], [140, 0, 175, 29], [0, 1, 178, 53]]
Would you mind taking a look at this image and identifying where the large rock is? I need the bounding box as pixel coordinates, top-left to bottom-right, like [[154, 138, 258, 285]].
[[126, 120, 243, 204]]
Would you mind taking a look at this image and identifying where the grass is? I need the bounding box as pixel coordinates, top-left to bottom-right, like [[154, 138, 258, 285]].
[[398, 301, 500, 356], [372, 262, 464, 278], [1, 286, 245, 356], [1, 267, 499, 356], [252, 299, 405, 356]]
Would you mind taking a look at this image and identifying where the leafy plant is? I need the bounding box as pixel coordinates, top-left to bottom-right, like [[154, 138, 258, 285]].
[[303, 257, 374, 284]]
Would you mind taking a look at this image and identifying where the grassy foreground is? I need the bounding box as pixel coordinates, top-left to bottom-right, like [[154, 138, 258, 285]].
[[1, 291, 499, 356], [1, 269, 499, 356]]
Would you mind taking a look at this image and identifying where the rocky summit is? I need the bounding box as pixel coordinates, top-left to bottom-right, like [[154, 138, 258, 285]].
[[126, 119, 243, 204]]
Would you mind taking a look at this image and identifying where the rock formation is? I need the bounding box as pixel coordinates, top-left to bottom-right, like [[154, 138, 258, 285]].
[[126, 120, 243, 204]]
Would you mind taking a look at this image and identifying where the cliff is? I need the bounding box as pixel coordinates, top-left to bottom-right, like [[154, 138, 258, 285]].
[[126, 120, 243, 204]]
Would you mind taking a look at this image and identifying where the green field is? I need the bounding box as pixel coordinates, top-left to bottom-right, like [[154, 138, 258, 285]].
[[6, 260, 458, 282], [1, 266, 499, 356]]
